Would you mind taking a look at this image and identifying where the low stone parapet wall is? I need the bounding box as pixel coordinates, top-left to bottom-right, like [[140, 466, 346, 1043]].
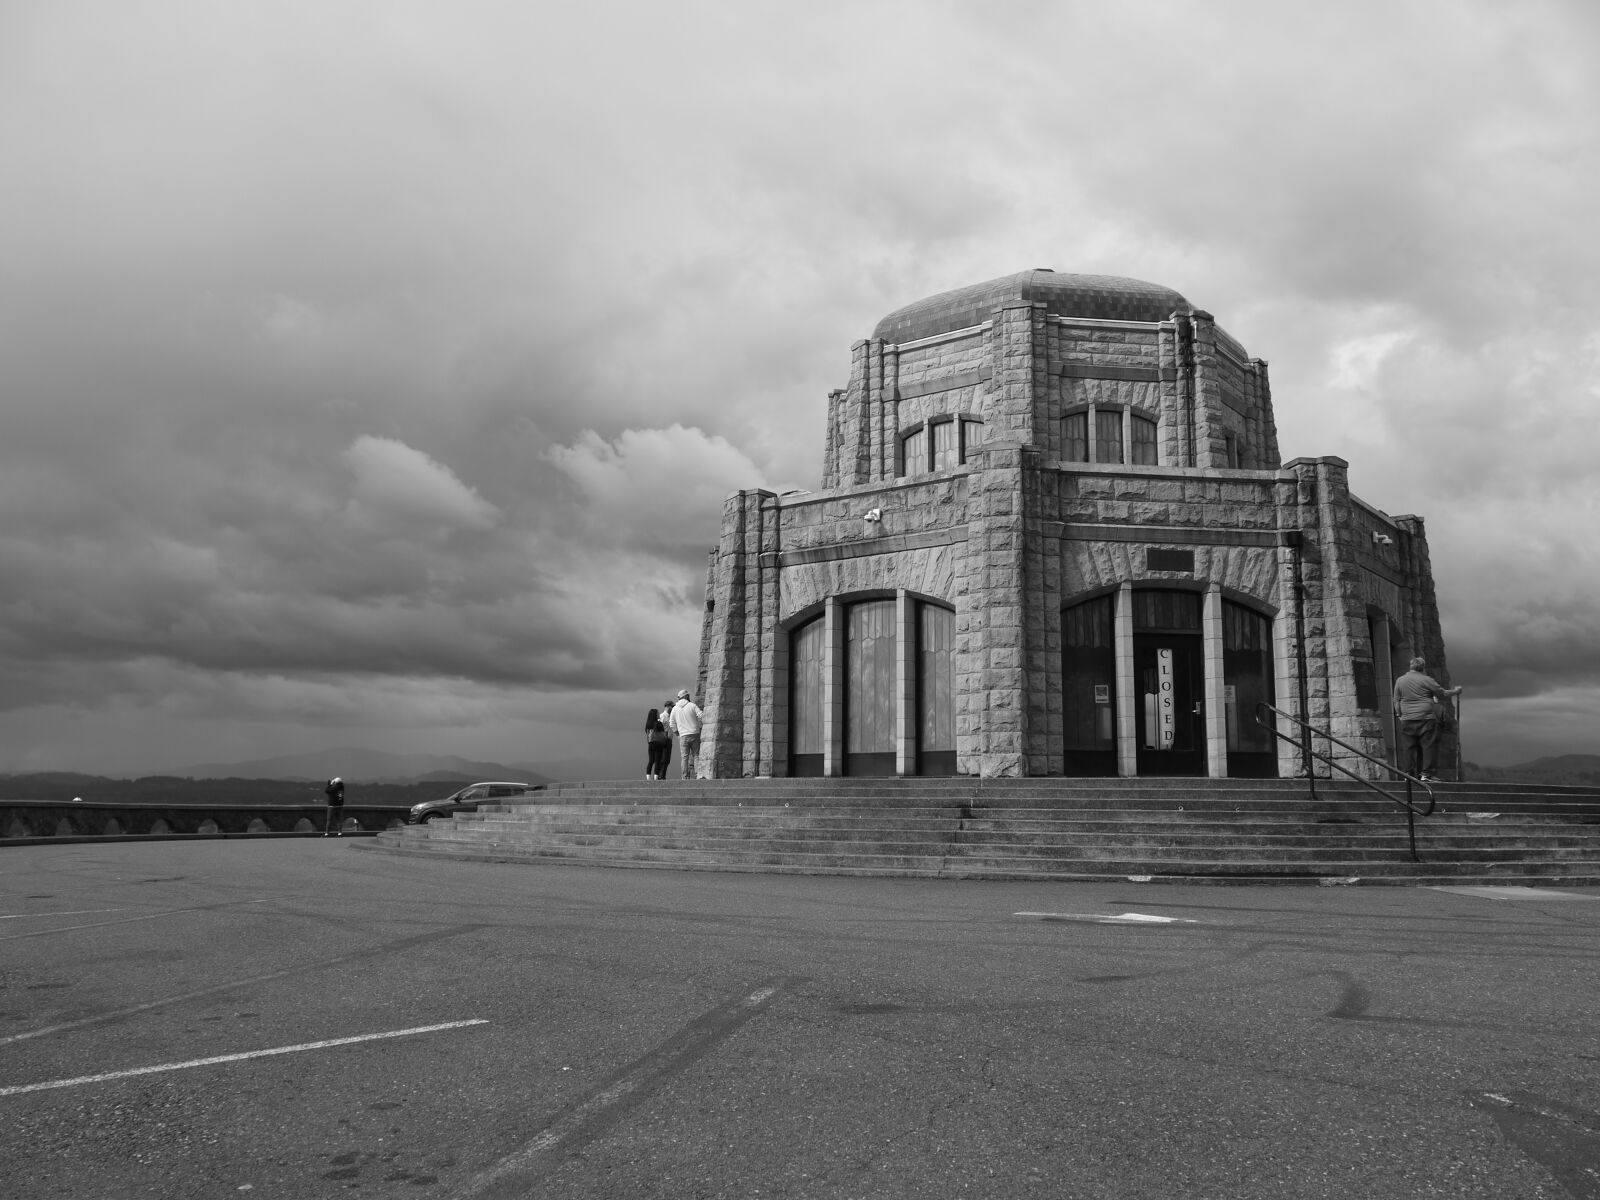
[[1, 800, 410, 841]]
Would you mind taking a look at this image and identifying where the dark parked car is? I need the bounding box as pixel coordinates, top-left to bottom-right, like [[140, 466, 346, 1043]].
[[407, 781, 534, 824]]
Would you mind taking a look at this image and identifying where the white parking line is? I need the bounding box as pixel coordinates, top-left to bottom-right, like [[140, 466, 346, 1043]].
[[1016, 911, 1199, 924], [0, 1019, 489, 1098], [0, 909, 127, 921]]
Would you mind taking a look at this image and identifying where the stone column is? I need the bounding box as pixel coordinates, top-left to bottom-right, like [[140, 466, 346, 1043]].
[[1115, 582, 1137, 776], [1202, 584, 1228, 777], [896, 590, 915, 776], [823, 597, 843, 777], [699, 489, 774, 778]]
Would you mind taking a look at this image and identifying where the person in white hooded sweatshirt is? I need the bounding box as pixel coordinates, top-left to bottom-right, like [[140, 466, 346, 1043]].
[[671, 689, 705, 779]]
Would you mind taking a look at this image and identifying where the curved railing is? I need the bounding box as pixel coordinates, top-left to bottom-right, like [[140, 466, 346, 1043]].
[[1255, 702, 1434, 862]]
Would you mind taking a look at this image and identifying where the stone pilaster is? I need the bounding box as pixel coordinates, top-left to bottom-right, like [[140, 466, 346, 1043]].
[[895, 590, 915, 775], [991, 303, 1043, 446], [1251, 359, 1281, 469], [1189, 310, 1223, 469], [964, 441, 1028, 776], [823, 597, 843, 776], [1115, 582, 1137, 776], [1021, 447, 1062, 774], [1202, 584, 1228, 777]]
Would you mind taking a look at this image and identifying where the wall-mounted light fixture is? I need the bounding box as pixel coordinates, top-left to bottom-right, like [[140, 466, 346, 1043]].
[[863, 508, 882, 524], [1372, 531, 1393, 546]]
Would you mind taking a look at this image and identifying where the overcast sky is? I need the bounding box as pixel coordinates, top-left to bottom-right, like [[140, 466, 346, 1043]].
[[2, 0, 1596, 778]]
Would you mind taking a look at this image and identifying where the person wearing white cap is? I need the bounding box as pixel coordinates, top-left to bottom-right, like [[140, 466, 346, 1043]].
[[671, 689, 705, 779], [323, 776, 346, 836]]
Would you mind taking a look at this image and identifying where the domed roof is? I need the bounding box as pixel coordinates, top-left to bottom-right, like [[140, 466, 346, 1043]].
[[872, 270, 1191, 344]]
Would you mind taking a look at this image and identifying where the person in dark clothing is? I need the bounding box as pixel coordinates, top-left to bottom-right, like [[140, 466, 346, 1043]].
[[323, 776, 345, 836], [645, 708, 671, 780], [659, 698, 676, 778], [1391, 659, 1462, 782]]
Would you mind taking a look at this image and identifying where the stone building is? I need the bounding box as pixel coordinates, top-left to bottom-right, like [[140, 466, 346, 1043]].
[[695, 270, 1450, 780]]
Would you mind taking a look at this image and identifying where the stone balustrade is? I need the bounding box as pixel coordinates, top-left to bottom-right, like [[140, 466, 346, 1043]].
[[1, 800, 411, 841]]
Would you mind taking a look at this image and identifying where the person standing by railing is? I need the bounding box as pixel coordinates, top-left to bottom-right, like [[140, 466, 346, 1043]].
[[323, 776, 345, 836], [1391, 659, 1462, 783]]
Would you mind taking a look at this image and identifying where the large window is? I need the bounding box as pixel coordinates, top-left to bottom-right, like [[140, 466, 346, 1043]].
[[1223, 600, 1277, 777], [846, 601, 897, 776], [789, 617, 826, 777], [1062, 594, 1117, 776], [1063, 407, 1159, 467], [918, 604, 955, 775], [787, 598, 956, 776], [900, 417, 986, 477]]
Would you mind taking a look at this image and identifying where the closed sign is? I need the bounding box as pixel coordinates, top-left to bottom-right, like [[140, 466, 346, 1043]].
[[1158, 649, 1176, 748]]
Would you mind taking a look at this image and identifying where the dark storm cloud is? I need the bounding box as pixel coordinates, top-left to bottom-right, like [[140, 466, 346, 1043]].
[[1, 0, 1596, 771]]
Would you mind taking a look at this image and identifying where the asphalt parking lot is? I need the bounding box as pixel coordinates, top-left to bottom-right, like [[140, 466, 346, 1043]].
[[2, 839, 1598, 1199]]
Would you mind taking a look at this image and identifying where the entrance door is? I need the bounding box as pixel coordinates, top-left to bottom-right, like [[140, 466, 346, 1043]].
[[1134, 635, 1205, 775]]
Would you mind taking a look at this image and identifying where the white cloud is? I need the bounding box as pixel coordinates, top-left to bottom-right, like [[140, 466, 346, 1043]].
[[546, 425, 775, 551], [341, 435, 499, 533]]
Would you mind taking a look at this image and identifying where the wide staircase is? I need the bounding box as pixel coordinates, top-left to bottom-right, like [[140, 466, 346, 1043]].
[[364, 777, 1600, 886]]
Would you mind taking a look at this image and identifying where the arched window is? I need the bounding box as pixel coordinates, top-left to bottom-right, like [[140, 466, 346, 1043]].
[[899, 417, 986, 478], [787, 597, 956, 777], [1063, 407, 1160, 467]]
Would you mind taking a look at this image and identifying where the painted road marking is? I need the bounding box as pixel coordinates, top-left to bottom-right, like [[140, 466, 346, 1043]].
[[0, 898, 272, 943], [1430, 886, 1597, 901], [460, 977, 802, 1199], [1016, 911, 1199, 924], [0, 923, 487, 1047], [0, 1020, 489, 1098], [0, 908, 127, 920]]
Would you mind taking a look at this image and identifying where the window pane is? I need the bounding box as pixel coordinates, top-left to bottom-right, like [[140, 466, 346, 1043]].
[[790, 618, 826, 755], [1063, 412, 1088, 462], [1133, 590, 1200, 631], [847, 601, 896, 754], [900, 428, 926, 476], [1095, 409, 1124, 463], [1223, 601, 1274, 752], [1063, 595, 1116, 751], [960, 419, 986, 461], [931, 420, 958, 471], [1131, 414, 1158, 465], [918, 604, 954, 752]]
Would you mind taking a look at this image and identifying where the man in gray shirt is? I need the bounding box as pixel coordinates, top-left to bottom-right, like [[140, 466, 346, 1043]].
[[1391, 658, 1462, 782]]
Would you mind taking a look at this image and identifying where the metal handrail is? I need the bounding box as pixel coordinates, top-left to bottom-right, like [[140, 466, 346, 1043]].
[[1255, 701, 1435, 862]]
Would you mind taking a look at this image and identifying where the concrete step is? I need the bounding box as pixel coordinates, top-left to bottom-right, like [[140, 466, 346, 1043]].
[[366, 777, 1600, 887]]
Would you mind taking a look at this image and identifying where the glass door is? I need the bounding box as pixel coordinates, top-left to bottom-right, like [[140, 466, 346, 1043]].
[[1133, 590, 1205, 777]]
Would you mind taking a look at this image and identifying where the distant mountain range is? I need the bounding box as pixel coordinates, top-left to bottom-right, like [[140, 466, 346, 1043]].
[[1465, 754, 1600, 786], [176, 748, 555, 785]]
